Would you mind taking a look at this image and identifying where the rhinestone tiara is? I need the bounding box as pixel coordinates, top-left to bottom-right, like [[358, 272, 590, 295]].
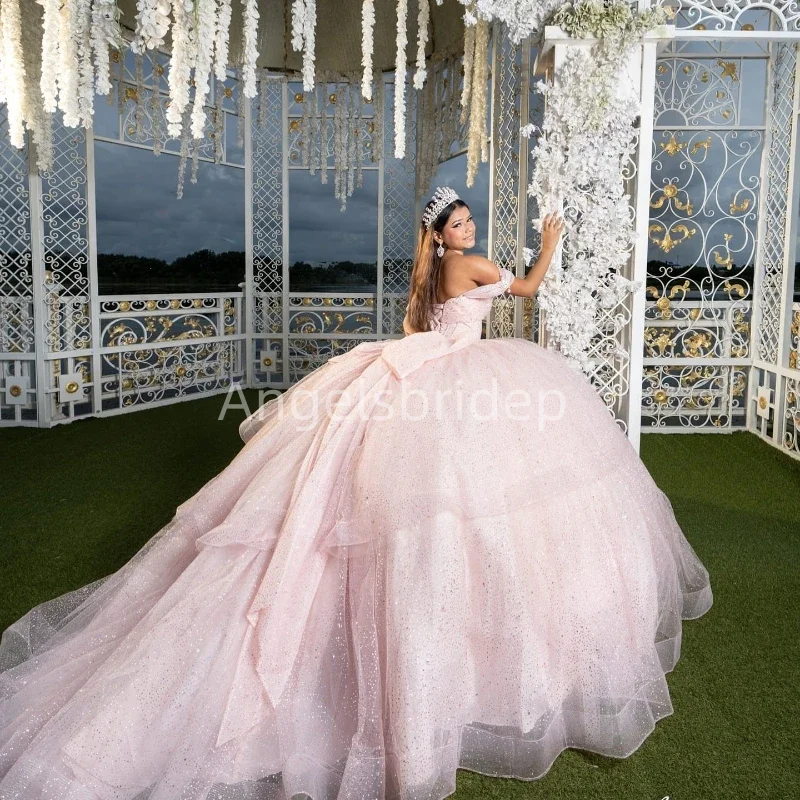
[[422, 186, 460, 230]]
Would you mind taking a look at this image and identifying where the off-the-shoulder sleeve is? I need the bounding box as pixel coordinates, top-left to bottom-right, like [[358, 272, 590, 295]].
[[462, 265, 516, 299]]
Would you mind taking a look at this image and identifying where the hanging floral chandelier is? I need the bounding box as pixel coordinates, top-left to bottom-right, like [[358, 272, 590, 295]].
[[0, 0, 491, 169]]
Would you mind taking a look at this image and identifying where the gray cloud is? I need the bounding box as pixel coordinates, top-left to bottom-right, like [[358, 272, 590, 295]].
[[288, 169, 379, 264], [95, 141, 245, 262], [94, 141, 491, 267]]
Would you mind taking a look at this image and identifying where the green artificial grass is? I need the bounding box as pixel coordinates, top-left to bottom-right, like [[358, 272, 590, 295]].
[[1, 396, 798, 799]]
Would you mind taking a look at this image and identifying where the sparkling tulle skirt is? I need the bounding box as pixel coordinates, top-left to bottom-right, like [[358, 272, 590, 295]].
[[0, 333, 713, 800]]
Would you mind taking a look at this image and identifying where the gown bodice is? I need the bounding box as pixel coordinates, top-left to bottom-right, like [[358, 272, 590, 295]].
[[427, 265, 516, 339]]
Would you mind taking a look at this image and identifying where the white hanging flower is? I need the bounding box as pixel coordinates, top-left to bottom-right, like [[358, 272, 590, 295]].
[[0, 10, 5, 106], [413, 0, 429, 90], [132, 0, 171, 53], [302, 0, 316, 92], [459, 17, 474, 125], [361, 0, 375, 100], [241, 0, 259, 97], [214, 0, 233, 82], [20, 2, 54, 170], [37, 0, 60, 112], [291, 0, 305, 51], [457, 0, 564, 44], [394, 0, 408, 159], [75, 0, 95, 127], [529, 39, 642, 373], [466, 18, 488, 187], [289, 0, 316, 92], [91, 0, 121, 96], [0, 0, 25, 147], [0, 9, 5, 105], [57, 0, 81, 129], [459, 0, 665, 373], [190, 0, 216, 139], [166, 0, 196, 138]]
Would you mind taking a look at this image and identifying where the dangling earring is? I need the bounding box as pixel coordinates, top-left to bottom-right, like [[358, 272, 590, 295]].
[[436, 243, 445, 258]]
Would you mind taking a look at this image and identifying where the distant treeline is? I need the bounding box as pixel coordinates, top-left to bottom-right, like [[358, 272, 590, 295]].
[[98, 250, 246, 292], [97, 252, 378, 293], [291, 261, 377, 289], [1, 250, 798, 297]]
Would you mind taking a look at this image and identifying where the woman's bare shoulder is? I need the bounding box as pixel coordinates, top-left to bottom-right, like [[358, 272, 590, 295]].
[[452, 253, 501, 284], [440, 254, 501, 299]]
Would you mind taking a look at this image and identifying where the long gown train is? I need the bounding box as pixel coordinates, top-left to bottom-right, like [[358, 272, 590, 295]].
[[0, 266, 713, 800]]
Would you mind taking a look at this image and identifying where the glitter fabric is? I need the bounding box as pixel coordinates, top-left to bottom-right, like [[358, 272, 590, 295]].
[[0, 265, 713, 800]]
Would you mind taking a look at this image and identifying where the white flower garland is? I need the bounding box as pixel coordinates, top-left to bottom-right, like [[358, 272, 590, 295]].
[[214, 0, 232, 82], [291, 0, 305, 51], [2, 0, 115, 161], [39, 0, 60, 112], [394, 0, 408, 158], [459, 0, 563, 44], [91, 0, 121, 96], [22, 3, 54, 170], [360, 0, 375, 101], [465, 17, 488, 187], [0, 0, 26, 148], [0, 7, 5, 105], [529, 1, 665, 372], [302, 0, 317, 93], [190, 0, 215, 139], [132, 0, 170, 53], [75, 0, 95, 128], [459, 18, 475, 125], [460, 0, 665, 373], [459, 1, 491, 185], [290, 0, 317, 92], [57, 0, 81, 129], [240, 0, 259, 98], [527, 46, 642, 372], [165, 0, 195, 138], [413, 0, 429, 90]]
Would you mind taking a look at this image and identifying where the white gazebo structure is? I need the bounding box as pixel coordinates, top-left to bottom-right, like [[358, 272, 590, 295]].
[[0, 0, 798, 462]]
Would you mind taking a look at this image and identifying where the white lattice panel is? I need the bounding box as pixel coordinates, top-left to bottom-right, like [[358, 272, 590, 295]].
[[382, 77, 417, 334], [0, 102, 37, 424], [489, 30, 521, 341], [252, 78, 285, 304], [251, 75, 286, 386], [40, 122, 91, 356]]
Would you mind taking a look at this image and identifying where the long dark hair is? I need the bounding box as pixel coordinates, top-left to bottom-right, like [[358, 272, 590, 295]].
[[406, 198, 470, 333]]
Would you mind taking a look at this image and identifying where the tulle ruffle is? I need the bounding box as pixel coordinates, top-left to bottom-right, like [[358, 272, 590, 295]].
[[0, 334, 713, 800]]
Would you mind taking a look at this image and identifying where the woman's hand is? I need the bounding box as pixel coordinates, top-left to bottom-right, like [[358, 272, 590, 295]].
[[514, 213, 566, 298], [540, 213, 565, 254]]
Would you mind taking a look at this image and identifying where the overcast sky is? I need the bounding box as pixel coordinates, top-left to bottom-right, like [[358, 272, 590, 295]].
[[95, 140, 246, 262], [94, 141, 490, 266]]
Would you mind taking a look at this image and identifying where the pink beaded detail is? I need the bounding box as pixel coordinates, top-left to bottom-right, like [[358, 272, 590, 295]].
[[429, 265, 515, 339]]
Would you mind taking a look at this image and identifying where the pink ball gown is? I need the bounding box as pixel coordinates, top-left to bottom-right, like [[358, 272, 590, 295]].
[[0, 265, 712, 800]]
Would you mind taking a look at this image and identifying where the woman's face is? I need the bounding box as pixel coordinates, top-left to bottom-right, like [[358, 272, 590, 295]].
[[436, 205, 476, 253]]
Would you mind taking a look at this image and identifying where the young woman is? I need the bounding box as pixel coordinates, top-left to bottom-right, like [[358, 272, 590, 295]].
[[0, 187, 712, 800], [402, 193, 563, 335]]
